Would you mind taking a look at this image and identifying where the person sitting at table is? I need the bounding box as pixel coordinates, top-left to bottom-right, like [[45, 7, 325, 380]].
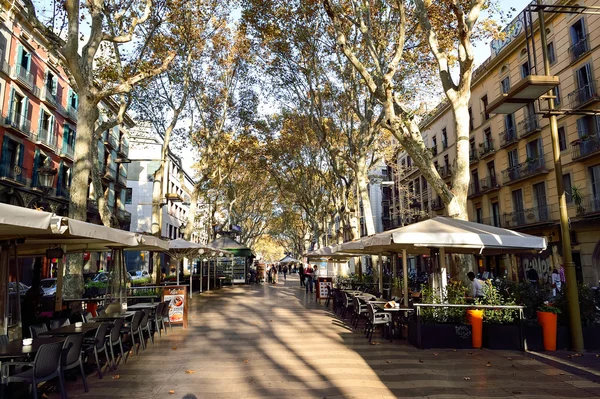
[[467, 272, 485, 300]]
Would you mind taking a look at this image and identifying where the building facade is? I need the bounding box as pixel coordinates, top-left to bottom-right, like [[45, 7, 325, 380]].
[[389, 0, 600, 286]]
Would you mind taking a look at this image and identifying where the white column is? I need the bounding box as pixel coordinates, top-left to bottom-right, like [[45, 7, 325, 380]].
[[402, 249, 409, 307], [440, 247, 447, 293]]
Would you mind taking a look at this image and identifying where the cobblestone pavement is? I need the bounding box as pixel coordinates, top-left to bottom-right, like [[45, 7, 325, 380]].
[[51, 276, 600, 399]]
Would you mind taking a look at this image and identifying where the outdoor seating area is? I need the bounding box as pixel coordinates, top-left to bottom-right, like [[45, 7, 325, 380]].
[[0, 301, 176, 398]]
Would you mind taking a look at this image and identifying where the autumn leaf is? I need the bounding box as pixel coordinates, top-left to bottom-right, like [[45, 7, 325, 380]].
[[370, 342, 380, 345], [185, 370, 197, 374], [172, 347, 177, 350], [418, 359, 424, 363], [112, 375, 121, 379], [463, 377, 470, 381], [169, 390, 175, 395], [486, 362, 491, 367]]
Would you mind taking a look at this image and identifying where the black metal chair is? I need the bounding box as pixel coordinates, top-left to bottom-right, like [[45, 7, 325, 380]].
[[83, 311, 93, 322], [122, 311, 143, 359], [1, 340, 66, 399], [49, 318, 71, 330], [108, 318, 125, 368], [325, 286, 332, 308], [153, 303, 165, 336], [61, 333, 88, 393], [140, 309, 154, 347], [29, 323, 48, 338], [83, 323, 111, 379], [161, 302, 172, 334]]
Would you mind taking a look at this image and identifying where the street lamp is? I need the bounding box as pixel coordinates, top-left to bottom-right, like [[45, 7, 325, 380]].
[[38, 165, 57, 191]]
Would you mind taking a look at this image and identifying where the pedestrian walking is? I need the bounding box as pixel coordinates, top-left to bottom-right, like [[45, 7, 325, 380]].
[[267, 266, 272, 284], [298, 264, 305, 287], [283, 265, 288, 280], [305, 265, 314, 294], [272, 266, 278, 284], [551, 268, 561, 296]]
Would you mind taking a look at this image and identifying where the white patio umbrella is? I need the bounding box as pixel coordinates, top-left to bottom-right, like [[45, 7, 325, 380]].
[[279, 255, 300, 264]]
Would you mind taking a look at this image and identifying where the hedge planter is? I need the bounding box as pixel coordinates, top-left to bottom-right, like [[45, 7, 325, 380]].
[[523, 324, 544, 351], [482, 324, 522, 350], [583, 325, 600, 350], [408, 320, 472, 349], [557, 326, 571, 350]]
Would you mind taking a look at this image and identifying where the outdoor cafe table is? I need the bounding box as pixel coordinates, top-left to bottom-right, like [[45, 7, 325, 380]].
[[38, 323, 99, 337], [92, 311, 136, 321], [127, 302, 159, 310], [0, 337, 65, 360]]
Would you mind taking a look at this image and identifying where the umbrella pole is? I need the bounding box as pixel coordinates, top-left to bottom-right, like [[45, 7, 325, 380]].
[[0, 243, 9, 336], [440, 248, 447, 294], [378, 253, 383, 296], [54, 246, 66, 312], [402, 249, 408, 307], [177, 259, 180, 286], [207, 258, 211, 291], [190, 261, 193, 298], [215, 257, 218, 288]]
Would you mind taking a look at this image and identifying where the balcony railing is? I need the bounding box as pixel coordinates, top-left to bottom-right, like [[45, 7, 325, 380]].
[[60, 143, 75, 160], [468, 175, 500, 198], [56, 185, 70, 199], [499, 128, 518, 148], [104, 134, 118, 149], [469, 148, 479, 164], [441, 139, 448, 150], [479, 140, 495, 158], [41, 86, 58, 108], [4, 112, 32, 138], [503, 205, 556, 228], [0, 162, 27, 185], [481, 217, 502, 228], [431, 197, 444, 211], [568, 81, 600, 109], [568, 34, 590, 62], [66, 105, 78, 121], [518, 115, 540, 138], [36, 129, 58, 152], [13, 65, 34, 87], [501, 156, 547, 185], [571, 133, 600, 161], [117, 209, 131, 222], [576, 194, 600, 217], [438, 165, 452, 179], [117, 173, 127, 187]]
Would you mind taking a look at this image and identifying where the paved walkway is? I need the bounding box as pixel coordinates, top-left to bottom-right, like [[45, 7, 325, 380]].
[[52, 276, 600, 399]]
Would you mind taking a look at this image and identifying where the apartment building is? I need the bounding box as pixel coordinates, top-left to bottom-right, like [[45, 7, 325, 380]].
[[390, 0, 600, 285], [0, 2, 131, 231]]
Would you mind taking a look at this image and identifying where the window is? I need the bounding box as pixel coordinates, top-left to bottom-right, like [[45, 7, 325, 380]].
[[481, 95, 489, 121], [590, 164, 600, 200], [533, 182, 549, 221], [442, 128, 448, 149], [500, 77, 510, 94], [526, 138, 543, 161], [45, 70, 58, 98], [125, 188, 132, 204], [487, 161, 496, 178], [475, 207, 483, 224], [484, 127, 492, 144], [554, 85, 561, 105], [15, 45, 32, 83], [512, 189, 524, 212], [508, 149, 519, 167], [563, 174, 573, 203], [469, 138, 476, 155], [0, 136, 24, 168], [521, 61, 530, 78], [574, 64, 594, 106], [504, 113, 516, 138], [558, 126, 567, 151], [68, 89, 78, 111], [547, 42, 556, 65], [8, 89, 29, 127], [576, 115, 600, 138], [468, 107, 474, 131], [491, 202, 501, 227], [432, 136, 437, 155], [57, 162, 71, 191], [570, 18, 589, 60], [443, 154, 449, 168]]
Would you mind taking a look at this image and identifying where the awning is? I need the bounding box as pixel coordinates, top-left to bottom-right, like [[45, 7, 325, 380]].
[[279, 255, 300, 264], [207, 236, 253, 257]]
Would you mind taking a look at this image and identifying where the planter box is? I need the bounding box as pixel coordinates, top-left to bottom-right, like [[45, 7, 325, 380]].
[[482, 323, 522, 350], [523, 324, 543, 351], [408, 319, 472, 349], [584, 325, 600, 350]]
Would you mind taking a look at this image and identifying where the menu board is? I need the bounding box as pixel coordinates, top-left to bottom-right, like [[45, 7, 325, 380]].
[[316, 277, 333, 300], [162, 286, 188, 328]]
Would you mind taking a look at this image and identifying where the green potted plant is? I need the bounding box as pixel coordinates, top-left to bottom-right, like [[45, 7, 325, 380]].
[[478, 281, 521, 350], [571, 185, 585, 216], [553, 283, 599, 350]]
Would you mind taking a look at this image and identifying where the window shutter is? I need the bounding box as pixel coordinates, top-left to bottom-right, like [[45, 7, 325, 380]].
[[62, 124, 69, 150], [57, 160, 64, 189], [22, 98, 29, 126], [67, 88, 72, 106], [595, 116, 600, 136], [52, 75, 58, 96], [49, 115, 55, 140], [18, 143, 24, 167], [0, 136, 9, 164], [24, 51, 30, 72], [576, 118, 587, 137], [73, 93, 78, 109], [16, 45, 22, 67], [7, 88, 14, 119], [37, 110, 44, 135], [68, 165, 72, 186], [32, 148, 40, 187]]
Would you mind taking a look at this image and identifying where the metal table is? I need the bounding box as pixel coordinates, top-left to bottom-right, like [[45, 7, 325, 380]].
[[39, 323, 99, 337], [127, 303, 159, 310], [0, 337, 65, 360], [92, 311, 136, 321]]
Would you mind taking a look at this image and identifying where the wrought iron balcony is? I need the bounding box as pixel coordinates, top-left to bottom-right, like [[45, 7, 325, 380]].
[[469, 148, 479, 164], [56, 185, 70, 199], [479, 139, 495, 158], [35, 129, 58, 152], [568, 81, 600, 109], [568, 34, 590, 62], [576, 194, 600, 217], [503, 205, 556, 229], [4, 112, 32, 138], [60, 143, 75, 160], [66, 105, 78, 121], [13, 65, 34, 88], [499, 128, 518, 148], [518, 115, 540, 139], [501, 156, 547, 185], [571, 133, 600, 161], [104, 134, 118, 149], [0, 162, 27, 186], [468, 175, 500, 198], [117, 209, 131, 222], [41, 85, 58, 108], [431, 197, 444, 211]]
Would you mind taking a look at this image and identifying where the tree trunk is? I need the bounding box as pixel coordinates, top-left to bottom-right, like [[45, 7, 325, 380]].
[[356, 158, 376, 236], [151, 165, 164, 286], [448, 100, 470, 220], [184, 185, 199, 242], [64, 93, 97, 299]]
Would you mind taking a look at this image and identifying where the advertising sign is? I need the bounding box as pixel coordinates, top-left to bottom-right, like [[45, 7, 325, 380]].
[[316, 277, 333, 300], [162, 286, 188, 328]]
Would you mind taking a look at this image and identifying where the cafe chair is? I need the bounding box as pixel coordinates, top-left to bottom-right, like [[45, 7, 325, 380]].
[[161, 302, 172, 334], [60, 333, 88, 393], [0, 335, 8, 345], [83, 323, 111, 379], [122, 311, 143, 359], [365, 304, 392, 343], [341, 293, 354, 319], [140, 309, 154, 347], [153, 302, 165, 336], [49, 318, 71, 330], [29, 323, 48, 339], [107, 318, 125, 368], [352, 297, 368, 329], [1, 340, 66, 399], [325, 286, 332, 308], [83, 311, 93, 322]]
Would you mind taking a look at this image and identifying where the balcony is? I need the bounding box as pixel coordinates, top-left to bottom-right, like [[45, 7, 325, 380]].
[[575, 194, 600, 218], [479, 139, 495, 158], [503, 205, 556, 229], [56, 185, 70, 200], [469, 148, 479, 164], [166, 192, 184, 202], [60, 143, 75, 161], [117, 209, 131, 222], [118, 140, 129, 157], [568, 34, 590, 63], [3, 112, 32, 138], [116, 173, 127, 187], [499, 128, 519, 149], [437, 165, 452, 180], [87, 199, 98, 213], [568, 81, 600, 109], [66, 105, 78, 122], [518, 115, 541, 139], [501, 156, 548, 185], [104, 134, 118, 149], [0, 162, 27, 186], [102, 166, 117, 182], [12, 65, 34, 88], [35, 129, 58, 152], [41, 85, 58, 108], [431, 197, 444, 211], [571, 133, 600, 161], [481, 217, 502, 228], [468, 175, 500, 198]]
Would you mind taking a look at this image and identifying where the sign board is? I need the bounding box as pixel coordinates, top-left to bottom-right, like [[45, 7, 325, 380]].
[[490, 11, 526, 57], [162, 285, 188, 328], [316, 277, 332, 300]]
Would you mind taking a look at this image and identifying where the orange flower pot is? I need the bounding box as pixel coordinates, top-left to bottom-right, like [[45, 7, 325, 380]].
[[467, 309, 484, 349], [537, 311, 557, 351]]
